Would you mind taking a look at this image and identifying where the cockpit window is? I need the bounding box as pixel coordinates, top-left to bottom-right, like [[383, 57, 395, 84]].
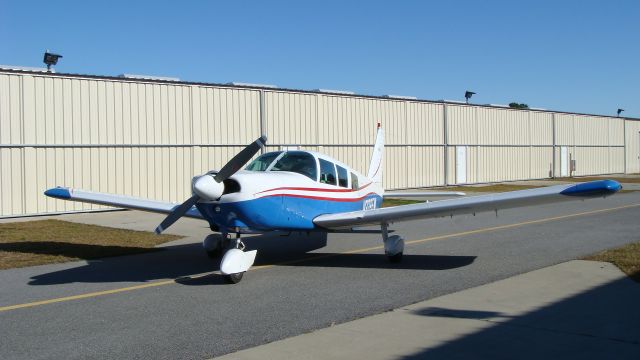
[[270, 151, 317, 180], [245, 152, 282, 171]]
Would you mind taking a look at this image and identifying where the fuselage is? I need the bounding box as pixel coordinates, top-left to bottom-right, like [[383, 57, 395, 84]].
[[195, 150, 383, 233]]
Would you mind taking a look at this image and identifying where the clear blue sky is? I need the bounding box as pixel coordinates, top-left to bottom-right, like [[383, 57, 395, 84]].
[[1, 0, 638, 117]]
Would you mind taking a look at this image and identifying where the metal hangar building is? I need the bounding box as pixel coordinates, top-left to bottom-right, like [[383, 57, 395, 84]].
[[0, 66, 638, 217]]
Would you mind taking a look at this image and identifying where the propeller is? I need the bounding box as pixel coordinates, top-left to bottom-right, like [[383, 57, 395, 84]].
[[154, 135, 267, 234]]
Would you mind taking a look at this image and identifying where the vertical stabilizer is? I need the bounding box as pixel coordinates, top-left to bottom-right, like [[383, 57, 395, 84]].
[[368, 123, 384, 190]]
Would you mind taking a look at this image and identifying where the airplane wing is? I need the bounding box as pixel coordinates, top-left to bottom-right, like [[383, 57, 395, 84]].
[[383, 191, 465, 197], [314, 180, 621, 229], [44, 187, 203, 219]]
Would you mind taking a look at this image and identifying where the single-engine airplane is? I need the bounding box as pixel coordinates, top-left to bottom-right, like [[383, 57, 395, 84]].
[[45, 124, 622, 283]]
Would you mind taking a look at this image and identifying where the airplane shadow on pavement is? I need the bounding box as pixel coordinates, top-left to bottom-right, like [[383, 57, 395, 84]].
[[25, 232, 475, 286], [398, 277, 640, 360]]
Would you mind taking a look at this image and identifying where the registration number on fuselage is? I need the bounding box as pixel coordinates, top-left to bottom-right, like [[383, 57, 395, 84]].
[[363, 198, 377, 210]]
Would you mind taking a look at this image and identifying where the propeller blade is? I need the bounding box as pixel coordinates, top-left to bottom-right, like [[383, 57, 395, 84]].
[[214, 135, 267, 183], [155, 195, 199, 234], [155, 136, 267, 234]]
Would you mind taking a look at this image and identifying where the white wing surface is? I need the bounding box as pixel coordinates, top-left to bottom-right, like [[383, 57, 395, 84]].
[[314, 180, 621, 229], [44, 187, 203, 219], [383, 191, 466, 197]]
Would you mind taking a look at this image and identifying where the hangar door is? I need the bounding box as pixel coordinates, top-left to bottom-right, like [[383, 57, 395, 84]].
[[560, 146, 569, 177], [456, 146, 467, 184]]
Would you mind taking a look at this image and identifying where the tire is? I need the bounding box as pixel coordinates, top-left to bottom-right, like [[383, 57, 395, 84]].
[[387, 252, 403, 263], [224, 272, 244, 284], [203, 234, 223, 258], [204, 235, 233, 258], [206, 248, 223, 258]]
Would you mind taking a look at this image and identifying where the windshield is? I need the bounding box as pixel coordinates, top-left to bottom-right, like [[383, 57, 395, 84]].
[[270, 151, 317, 180], [245, 152, 282, 171]]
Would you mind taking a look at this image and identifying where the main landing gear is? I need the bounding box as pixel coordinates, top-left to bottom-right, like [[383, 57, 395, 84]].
[[381, 223, 404, 263], [202, 232, 257, 284]]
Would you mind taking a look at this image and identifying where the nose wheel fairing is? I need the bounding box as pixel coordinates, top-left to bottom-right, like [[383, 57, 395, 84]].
[[220, 248, 257, 275]]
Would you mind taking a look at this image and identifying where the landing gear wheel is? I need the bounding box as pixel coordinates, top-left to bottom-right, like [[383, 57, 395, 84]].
[[206, 248, 223, 258], [207, 238, 232, 258], [203, 235, 226, 258], [387, 252, 403, 263], [224, 272, 244, 284]]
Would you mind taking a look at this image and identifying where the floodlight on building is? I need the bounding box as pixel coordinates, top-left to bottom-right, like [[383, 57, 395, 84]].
[[617, 108, 625, 117], [43, 51, 62, 72], [464, 91, 475, 104]]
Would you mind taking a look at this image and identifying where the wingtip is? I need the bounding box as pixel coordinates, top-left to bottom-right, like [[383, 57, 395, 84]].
[[44, 187, 71, 199], [154, 226, 163, 235], [560, 179, 622, 197]]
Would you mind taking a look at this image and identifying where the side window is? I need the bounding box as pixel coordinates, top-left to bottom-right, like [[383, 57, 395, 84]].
[[350, 172, 359, 190], [336, 165, 348, 188], [319, 159, 337, 185]]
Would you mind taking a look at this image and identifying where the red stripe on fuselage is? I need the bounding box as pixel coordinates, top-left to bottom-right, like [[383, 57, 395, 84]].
[[258, 192, 378, 202], [255, 182, 372, 195]]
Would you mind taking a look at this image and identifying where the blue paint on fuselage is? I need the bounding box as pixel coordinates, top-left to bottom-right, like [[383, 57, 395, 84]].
[[196, 194, 383, 232]]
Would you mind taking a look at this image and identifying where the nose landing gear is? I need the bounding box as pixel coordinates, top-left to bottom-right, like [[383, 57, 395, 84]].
[[202, 233, 257, 283], [218, 233, 257, 284]]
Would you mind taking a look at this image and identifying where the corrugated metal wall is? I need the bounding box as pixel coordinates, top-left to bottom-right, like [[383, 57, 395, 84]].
[[626, 121, 640, 174], [0, 70, 636, 217]]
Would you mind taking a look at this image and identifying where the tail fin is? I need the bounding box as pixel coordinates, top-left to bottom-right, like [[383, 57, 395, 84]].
[[367, 123, 384, 190]]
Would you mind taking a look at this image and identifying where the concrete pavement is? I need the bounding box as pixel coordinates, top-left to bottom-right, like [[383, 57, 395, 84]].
[[1, 190, 640, 359], [218, 260, 640, 360]]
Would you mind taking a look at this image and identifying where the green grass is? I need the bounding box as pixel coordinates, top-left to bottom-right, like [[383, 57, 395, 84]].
[[584, 241, 640, 282], [0, 219, 181, 270], [382, 198, 424, 207], [554, 176, 640, 184], [381, 184, 542, 207], [438, 184, 542, 193]]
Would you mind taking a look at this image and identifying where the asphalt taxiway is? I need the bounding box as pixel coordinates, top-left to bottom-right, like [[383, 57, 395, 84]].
[[1, 191, 639, 359]]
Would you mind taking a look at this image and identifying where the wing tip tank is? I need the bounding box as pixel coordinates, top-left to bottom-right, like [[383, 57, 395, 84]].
[[44, 187, 71, 199], [560, 180, 622, 197]]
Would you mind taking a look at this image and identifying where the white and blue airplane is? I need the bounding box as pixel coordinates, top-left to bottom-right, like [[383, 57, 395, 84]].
[[45, 124, 622, 283]]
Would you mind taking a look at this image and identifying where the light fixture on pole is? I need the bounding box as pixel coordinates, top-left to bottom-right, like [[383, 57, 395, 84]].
[[617, 108, 624, 117], [43, 50, 63, 72], [464, 91, 475, 104]]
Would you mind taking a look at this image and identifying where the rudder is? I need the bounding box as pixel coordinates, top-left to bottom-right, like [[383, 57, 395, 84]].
[[367, 123, 384, 189]]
